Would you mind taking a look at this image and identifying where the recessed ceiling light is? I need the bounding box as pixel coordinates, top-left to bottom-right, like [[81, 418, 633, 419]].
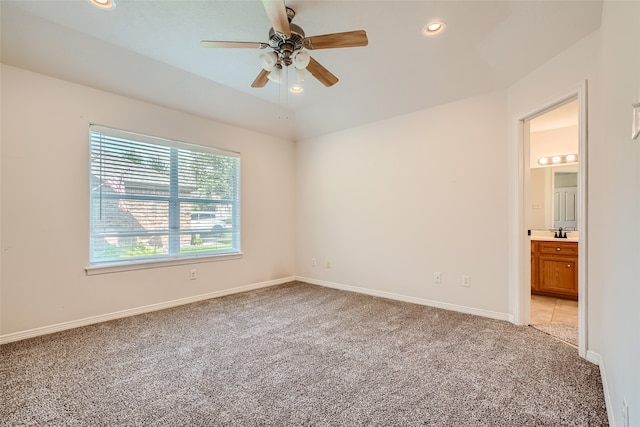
[[90, 0, 116, 10], [290, 85, 304, 93], [423, 20, 446, 36]]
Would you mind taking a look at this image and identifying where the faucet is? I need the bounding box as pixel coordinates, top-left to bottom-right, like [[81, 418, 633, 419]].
[[554, 227, 567, 238]]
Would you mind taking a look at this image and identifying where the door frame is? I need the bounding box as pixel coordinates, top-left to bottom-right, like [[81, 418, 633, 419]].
[[511, 81, 588, 359]]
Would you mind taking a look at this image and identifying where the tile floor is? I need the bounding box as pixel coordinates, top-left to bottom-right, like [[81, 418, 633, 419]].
[[530, 294, 578, 326]]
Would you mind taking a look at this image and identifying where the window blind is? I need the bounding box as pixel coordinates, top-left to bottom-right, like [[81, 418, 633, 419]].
[[89, 125, 240, 265]]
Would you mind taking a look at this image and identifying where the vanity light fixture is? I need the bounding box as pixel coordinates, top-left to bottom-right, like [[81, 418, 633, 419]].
[[90, 0, 116, 9], [423, 20, 446, 36], [538, 153, 578, 166]]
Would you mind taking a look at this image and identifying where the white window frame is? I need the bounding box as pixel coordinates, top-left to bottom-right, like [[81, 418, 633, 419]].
[[86, 125, 241, 274]]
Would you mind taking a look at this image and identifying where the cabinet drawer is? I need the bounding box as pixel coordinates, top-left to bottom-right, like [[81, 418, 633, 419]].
[[536, 241, 578, 256]]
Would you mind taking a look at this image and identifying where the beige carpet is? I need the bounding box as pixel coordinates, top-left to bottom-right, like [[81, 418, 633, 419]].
[[1, 281, 607, 426], [531, 323, 579, 347]]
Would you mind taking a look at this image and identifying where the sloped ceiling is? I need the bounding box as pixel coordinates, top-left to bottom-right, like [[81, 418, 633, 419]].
[[1, 1, 602, 141]]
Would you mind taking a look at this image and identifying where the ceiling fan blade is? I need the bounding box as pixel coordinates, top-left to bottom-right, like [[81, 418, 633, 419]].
[[262, 0, 291, 38], [251, 69, 270, 88], [201, 41, 269, 49], [306, 57, 339, 87], [304, 30, 368, 50]]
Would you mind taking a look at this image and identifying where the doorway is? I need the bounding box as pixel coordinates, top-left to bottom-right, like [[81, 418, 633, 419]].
[[516, 83, 587, 359]]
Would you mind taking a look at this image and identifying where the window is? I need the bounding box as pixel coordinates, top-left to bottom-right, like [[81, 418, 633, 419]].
[[89, 125, 240, 267]]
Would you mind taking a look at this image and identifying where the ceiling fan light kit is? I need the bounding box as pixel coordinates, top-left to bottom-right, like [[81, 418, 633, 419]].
[[295, 67, 311, 83], [259, 52, 279, 71], [266, 66, 282, 84], [201, 0, 368, 88], [292, 50, 310, 69]]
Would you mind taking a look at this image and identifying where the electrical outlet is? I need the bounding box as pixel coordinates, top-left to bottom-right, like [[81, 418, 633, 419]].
[[190, 269, 197, 280], [462, 275, 471, 287], [433, 272, 441, 283], [622, 398, 629, 427], [311, 258, 316, 267]]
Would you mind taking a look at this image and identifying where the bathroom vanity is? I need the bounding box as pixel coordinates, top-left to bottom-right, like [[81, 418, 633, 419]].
[[531, 239, 578, 300]]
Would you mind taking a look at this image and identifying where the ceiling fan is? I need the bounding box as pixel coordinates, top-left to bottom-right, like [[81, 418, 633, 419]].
[[200, 0, 368, 88]]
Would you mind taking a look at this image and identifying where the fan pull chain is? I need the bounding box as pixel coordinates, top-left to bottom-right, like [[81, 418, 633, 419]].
[[278, 66, 289, 120]]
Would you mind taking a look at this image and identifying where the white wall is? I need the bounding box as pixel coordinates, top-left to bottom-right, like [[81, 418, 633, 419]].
[[296, 91, 510, 317], [0, 64, 297, 337], [597, 1, 640, 425], [529, 167, 551, 230], [529, 125, 579, 169]]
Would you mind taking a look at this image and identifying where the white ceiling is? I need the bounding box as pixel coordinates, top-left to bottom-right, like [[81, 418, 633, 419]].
[[0, 1, 602, 141], [530, 99, 579, 133]]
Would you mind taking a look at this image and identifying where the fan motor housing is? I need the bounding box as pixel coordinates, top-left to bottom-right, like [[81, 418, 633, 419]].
[[269, 23, 305, 65]]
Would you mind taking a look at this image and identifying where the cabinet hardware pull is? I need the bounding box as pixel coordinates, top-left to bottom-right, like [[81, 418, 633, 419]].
[[556, 247, 561, 251], [567, 264, 571, 268]]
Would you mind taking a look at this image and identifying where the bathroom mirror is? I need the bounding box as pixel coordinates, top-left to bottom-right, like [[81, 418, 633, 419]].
[[530, 164, 578, 231], [528, 99, 579, 232]]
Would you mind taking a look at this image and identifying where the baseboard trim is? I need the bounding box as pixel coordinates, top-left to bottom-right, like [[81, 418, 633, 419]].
[[297, 276, 512, 322], [586, 349, 601, 365], [0, 276, 295, 345], [588, 351, 614, 426]]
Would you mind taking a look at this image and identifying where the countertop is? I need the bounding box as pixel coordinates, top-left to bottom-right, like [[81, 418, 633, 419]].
[[530, 231, 579, 242], [531, 236, 579, 242]]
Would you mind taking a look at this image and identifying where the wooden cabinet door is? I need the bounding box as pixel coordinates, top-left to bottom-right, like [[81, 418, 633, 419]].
[[531, 241, 578, 300], [537, 255, 578, 299]]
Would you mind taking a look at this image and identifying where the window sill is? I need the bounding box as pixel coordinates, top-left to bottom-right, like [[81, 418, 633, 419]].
[[85, 252, 243, 275]]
